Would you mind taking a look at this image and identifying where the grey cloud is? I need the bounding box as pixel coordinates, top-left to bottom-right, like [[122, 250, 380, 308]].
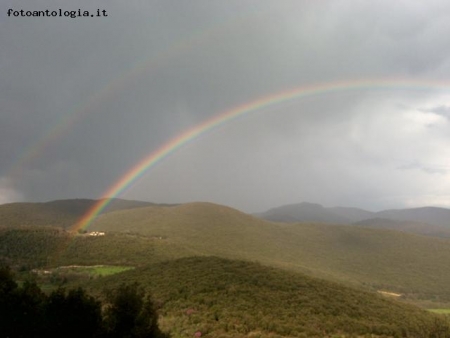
[[397, 161, 448, 175], [1, 0, 450, 211], [422, 106, 450, 119]]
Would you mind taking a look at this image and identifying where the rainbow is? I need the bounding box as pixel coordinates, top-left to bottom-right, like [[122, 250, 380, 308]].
[[74, 78, 450, 231]]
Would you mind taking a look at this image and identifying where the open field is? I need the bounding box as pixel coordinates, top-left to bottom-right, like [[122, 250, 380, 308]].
[[31, 264, 135, 288], [35, 264, 134, 277]]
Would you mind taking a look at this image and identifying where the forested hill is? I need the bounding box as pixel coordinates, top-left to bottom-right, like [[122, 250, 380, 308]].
[[85, 256, 450, 338]]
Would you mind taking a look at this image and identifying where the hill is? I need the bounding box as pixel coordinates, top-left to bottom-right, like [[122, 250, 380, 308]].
[[254, 202, 355, 223], [88, 202, 450, 302], [0, 198, 169, 229], [84, 256, 450, 338]]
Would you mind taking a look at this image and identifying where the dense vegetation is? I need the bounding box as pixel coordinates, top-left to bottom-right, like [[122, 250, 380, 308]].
[[0, 227, 191, 269], [0, 227, 71, 268], [85, 256, 450, 338], [0, 265, 168, 338]]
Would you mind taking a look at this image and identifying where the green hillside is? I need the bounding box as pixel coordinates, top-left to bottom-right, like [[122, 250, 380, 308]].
[[84, 256, 450, 338], [0, 198, 161, 229], [89, 202, 450, 302]]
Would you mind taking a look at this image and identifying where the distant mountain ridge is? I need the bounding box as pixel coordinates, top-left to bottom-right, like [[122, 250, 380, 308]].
[[255, 202, 450, 237]]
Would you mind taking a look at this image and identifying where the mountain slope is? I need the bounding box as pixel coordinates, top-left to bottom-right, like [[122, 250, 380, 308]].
[[354, 218, 450, 238], [89, 202, 450, 301]]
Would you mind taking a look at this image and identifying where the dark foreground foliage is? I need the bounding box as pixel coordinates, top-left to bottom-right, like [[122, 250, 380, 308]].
[[0, 265, 169, 338]]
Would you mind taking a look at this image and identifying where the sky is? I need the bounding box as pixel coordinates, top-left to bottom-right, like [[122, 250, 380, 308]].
[[1, 0, 450, 213]]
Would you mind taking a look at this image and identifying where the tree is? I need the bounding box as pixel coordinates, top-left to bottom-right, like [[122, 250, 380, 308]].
[[44, 287, 103, 338], [0, 265, 45, 337], [0, 265, 169, 338], [0, 263, 17, 294], [104, 283, 168, 338]]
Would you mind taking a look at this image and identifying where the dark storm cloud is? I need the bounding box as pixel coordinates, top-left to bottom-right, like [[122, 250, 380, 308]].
[[1, 0, 450, 211]]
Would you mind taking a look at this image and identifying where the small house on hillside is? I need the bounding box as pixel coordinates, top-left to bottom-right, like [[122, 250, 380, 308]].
[[88, 231, 105, 236]]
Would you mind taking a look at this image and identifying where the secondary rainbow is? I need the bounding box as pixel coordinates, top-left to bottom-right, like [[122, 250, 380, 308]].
[[74, 78, 449, 231], [5, 13, 257, 183]]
